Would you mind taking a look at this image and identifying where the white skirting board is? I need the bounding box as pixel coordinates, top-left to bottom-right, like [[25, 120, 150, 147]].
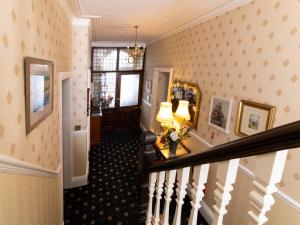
[[71, 175, 88, 188], [70, 160, 89, 188]]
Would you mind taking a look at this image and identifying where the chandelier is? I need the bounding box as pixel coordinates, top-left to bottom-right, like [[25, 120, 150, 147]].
[[127, 25, 145, 63]]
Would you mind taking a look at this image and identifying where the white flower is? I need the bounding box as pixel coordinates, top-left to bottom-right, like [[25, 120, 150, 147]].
[[169, 131, 179, 141]]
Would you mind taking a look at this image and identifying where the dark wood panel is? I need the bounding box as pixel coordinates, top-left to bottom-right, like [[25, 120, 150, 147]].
[[101, 107, 141, 130], [90, 116, 101, 145]]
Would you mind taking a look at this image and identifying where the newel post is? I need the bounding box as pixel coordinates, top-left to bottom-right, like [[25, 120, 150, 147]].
[[137, 130, 157, 224]]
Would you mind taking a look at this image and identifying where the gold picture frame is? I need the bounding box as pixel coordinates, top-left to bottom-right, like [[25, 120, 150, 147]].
[[235, 100, 276, 137], [169, 81, 202, 129]]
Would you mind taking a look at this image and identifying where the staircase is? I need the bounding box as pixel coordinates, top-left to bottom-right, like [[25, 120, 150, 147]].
[[138, 121, 300, 225]]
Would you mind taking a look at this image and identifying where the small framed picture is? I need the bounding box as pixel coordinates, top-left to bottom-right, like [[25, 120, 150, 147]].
[[25, 57, 54, 134], [208, 96, 233, 133], [235, 100, 276, 136]]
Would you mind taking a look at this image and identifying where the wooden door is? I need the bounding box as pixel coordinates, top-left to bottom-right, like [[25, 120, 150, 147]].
[[101, 72, 143, 130]]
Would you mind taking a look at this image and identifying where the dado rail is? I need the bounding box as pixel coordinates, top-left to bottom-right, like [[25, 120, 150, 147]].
[[138, 121, 300, 225]]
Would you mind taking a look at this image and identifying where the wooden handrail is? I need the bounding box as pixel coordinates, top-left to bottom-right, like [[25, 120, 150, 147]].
[[147, 120, 300, 173]]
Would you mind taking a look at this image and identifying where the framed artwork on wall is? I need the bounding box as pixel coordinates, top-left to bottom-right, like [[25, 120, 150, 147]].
[[235, 100, 276, 136], [25, 57, 54, 134], [144, 79, 152, 104], [208, 96, 233, 134]]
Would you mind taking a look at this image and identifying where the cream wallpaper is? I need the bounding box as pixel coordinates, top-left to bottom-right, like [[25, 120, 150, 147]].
[[0, 0, 72, 170], [144, 0, 300, 201], [72, 24, 90, 131]]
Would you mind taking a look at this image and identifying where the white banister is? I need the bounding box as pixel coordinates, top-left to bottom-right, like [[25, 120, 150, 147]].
[[212, 159, 240, 225], [248, 150, 288, 225], [188, 164, 210, 225], [172, 167, 190, 225], [146, 173, 157, 225], [160, 169, 177, 225], [152, 171, 166, 225]]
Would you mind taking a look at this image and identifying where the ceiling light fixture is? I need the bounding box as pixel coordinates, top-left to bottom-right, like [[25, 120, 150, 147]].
[[127, 25, 145, 63]]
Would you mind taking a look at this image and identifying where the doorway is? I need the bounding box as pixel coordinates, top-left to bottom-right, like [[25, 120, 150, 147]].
[[150, 68, 173, 134], [91, 47, 144, 130], [58, 72, 72, 224]]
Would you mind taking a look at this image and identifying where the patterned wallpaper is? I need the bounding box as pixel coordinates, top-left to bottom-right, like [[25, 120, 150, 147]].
[[0, 0, 72, 170], [144, 0, 300, 200], [72, 24, 91, 131]]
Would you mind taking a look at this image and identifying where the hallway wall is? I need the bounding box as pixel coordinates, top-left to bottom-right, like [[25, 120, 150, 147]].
[[0, 0, 73, 224], [0, 0, 72, 170], [0, 173, 61, 225], [143, 0, 300, 223]]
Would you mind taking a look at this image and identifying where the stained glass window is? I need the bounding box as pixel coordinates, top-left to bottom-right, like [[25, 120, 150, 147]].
[[118, 49, 144, 71], [92, 73, 116, 108], [92, 48, 117, 71]]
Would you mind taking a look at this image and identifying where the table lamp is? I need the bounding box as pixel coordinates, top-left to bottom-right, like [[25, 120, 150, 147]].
[[156, 102, 174, 125], [175, 100, 191, 121]]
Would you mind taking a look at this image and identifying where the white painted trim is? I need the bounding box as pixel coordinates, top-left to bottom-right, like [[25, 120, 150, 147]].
[[188, 132, 300, 213], [149, 67, 173, 133], [142, 99, 152, 107], [58, 71, 73, 224], [148, 0, 253, 45], [200, 200, 214, 225], [70, 160, 89, 188], [187, 184, 213, 224], [72, 18, 91, 26], [71, 175, 88, 187], [69, 0, 83, 17], [92, 41, 146, 48], [0, 154, 59, 177], [140, 123, 147, 132], [239, 164, 300, 212]]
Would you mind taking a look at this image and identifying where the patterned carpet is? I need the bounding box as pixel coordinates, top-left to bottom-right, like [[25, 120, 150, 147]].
[[64, 128, 208, 225]]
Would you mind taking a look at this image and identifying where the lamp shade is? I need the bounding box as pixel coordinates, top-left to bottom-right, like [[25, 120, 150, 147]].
[[156, 102, 174, 124], [175, 100, 191, 121]]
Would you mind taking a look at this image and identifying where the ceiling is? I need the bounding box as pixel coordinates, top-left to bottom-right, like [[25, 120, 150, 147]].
[[74, 0, 247, 43]]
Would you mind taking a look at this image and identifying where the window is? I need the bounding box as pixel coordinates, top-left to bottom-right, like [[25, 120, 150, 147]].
[[91, 47, 144, 109], [118, 49, 144, 71], [120, 74, 140, 107], [92, 48, 117, 71]]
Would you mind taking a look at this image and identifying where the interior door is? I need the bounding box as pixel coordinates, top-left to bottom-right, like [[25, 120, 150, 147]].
[[101, 72, 142, 130], [117, 73, 142, 128]]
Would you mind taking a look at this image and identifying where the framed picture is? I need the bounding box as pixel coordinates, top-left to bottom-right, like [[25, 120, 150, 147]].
[[25, 57, 54, 134], [208, 96, 233, 133], [236, 100, 276, 136]]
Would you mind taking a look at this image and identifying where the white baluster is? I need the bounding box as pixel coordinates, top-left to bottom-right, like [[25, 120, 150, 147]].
[[172, 167, 190, 225], [248, 150, 288, 225], [152, 171, 166, 225], [160, 170, 177, 225], [146, 173, 157, 225], [212, 159, 239, 225], [188, 164, 210, 225]]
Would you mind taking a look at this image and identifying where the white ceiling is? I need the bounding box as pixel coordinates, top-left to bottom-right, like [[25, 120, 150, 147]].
[[76, 0, 247, 42]]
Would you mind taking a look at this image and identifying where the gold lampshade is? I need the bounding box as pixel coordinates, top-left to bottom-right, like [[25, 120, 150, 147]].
[[175, 100, 191, 121], [156, 102, 174, 124]]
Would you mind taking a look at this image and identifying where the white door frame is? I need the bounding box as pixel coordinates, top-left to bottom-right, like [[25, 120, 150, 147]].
[[149, 67, 173, 132], [58, 72, 72, 224]]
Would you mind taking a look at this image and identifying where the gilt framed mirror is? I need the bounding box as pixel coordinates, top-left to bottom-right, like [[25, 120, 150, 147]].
[[169, 81, 202, 129]]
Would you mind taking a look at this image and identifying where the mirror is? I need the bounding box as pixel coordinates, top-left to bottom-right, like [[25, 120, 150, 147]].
[[169, 81, 202, 129]]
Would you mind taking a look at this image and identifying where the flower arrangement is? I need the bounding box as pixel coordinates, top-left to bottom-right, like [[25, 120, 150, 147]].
[[160, 124, 192, 150]]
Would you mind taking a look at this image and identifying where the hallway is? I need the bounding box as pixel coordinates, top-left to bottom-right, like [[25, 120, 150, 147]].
[[64, 128, 141, 225]]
